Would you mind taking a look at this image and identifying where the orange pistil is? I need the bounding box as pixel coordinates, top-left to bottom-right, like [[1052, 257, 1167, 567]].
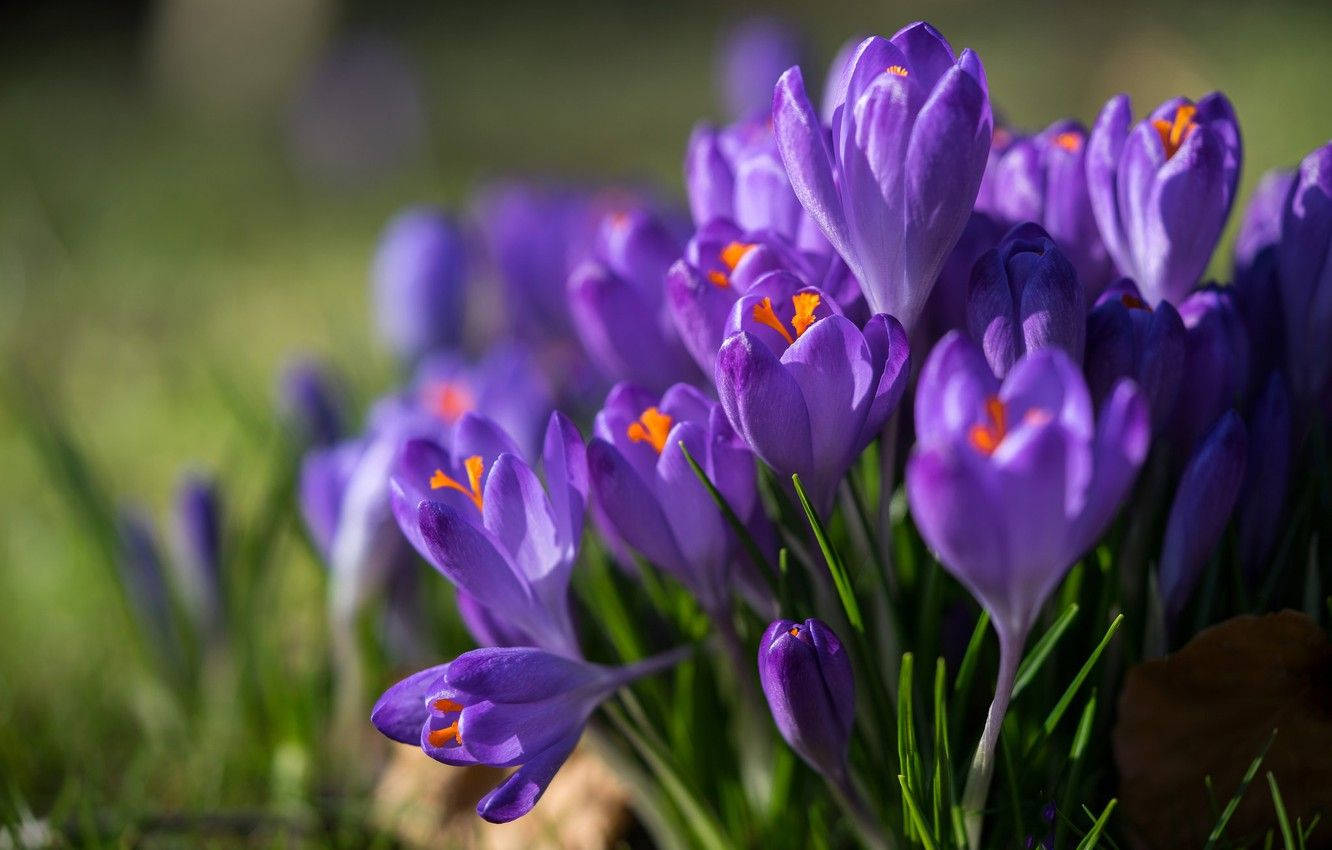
[[788, 626, 801, 637], [430, 455, 485, 512], [968, 396, 1009, 455], [886, 64, 908, 77], [708, 241, 757, 289], [707, 270, 731, 288], [427, 721, 462, 748], [1152, 104, 1198, 160], [1053, 131, 1083, 153], [1120, 292, 1150, 311], [422, 380, 475, 424], [627, 406, 673, 454], [753, 297, 795, 345]]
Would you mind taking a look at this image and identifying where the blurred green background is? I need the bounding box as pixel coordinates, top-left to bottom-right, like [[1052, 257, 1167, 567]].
[[1, 0, 1330, 837]]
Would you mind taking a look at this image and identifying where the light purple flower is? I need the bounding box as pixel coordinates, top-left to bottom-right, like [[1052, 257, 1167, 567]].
[[718, 17, 804, 121], [172, 472, 224, 634], [278, 356, 345, 447], [372, 207, 467, 362]]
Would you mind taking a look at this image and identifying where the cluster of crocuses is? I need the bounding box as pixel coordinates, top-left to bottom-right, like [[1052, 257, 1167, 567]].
[[280, 17, 1330, 842]]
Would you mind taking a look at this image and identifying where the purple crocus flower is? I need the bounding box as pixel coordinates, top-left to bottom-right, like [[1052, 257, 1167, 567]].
[[715, 277, 911, 515], [773, 22, 993, 330], [981, 120, 1116, 297], [568, 208, 700, 392], [586, 382, 762, 613], [114, 507, 178, 660], [389, 412, 588, 658], [918, 211, 1005, 351], [1086, 92, 1242, 306], [1159, 410, 1247, 618], [1236, 373, 1292, 579], [172, 472, 224, 634], [1233, 169, 1295, 392], [718, 17, 803, 121], [278, 356, 345, 447], [1277, 142, 1332, 409], [372, 644, 687, 823], [758, 618, 855, 786], [1083, 279, 1186, 434], [1169, 285, 1250, 454], [965, 222, 1085, 377], [372, 207, 467, 362], [906, 335, 1148, 841]]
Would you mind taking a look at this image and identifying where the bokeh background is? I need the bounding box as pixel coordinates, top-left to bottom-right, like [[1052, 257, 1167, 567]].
[[2, 0, 1330, 841]]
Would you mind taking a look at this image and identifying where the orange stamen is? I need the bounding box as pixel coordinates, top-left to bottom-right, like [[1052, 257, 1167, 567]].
[[968, 396, 1008, 455], [627, 407, 673, 454], [707, 269, 731, 288], [1151, 104, 1198, 160], [423, 380, 475, 424], [720, 241, 756, 270], [790, 292, 821, 338], [788, 626, 800, 637], [886, 65, 908, 77], [1120, 292, 1150, 311], [433, 698, 462, 713], [752, 297, 796, 346], [1053, 131, 1083, 153], [430, 455, 485, 512], [427, 721, 461, 748]]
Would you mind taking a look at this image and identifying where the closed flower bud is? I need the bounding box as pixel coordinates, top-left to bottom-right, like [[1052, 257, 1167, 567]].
[[758, 618, 855, 782], [1278, 142, 1332, 408], [372, 207, 467, 362]]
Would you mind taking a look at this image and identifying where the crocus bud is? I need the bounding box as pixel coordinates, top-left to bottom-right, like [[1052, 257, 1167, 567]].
[[278, 357, 345, 447], [1086, 93, 1242, 307], [1233, 169, 1295, 393], [172, 472, 223, 634], [1159, 410, 1247, 618], [773, 22, 992, 329], [1236, 374, 1292, 579], [1170, 286, 1250, 454], [758, 618, 855, 783], [114, 508, 179, 669], [965, 222, 1085, 377], [372, 207, 466, 362], [1278, 142, 1332, 408], [684, 119, 809, 244], [1084, 279, 1186, 434], [917, 211, 1004, 349], [718, 17, 803, 121], [982, 120, 1116, 297]]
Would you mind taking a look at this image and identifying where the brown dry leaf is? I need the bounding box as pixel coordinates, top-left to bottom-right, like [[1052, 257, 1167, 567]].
[[372, 741, 633, 849], [1114, 610, 1332, 849]]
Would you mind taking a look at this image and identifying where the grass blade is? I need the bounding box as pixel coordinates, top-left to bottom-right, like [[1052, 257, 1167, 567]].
[[1267, 772, 1296, 850], [953, 609, 990, 698], [791, 473, 863, 633], [898, 653, 918, 840], [1202, 730, 1277, 850], [679, 441, 780, 599], [1011, 603, 1079, 699], [1073, 799, 1117, 849], [897, 775, 939, 850], [1041, 614, 1123, 736]]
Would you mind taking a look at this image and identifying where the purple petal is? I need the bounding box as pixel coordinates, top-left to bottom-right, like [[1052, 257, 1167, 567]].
[[476, 730, 582, 823], [773, 67, 853, 270], [716, 331, 815, 474], [371, 663, 450, 744]]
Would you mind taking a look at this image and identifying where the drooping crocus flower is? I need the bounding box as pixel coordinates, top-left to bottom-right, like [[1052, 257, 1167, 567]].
[[587, 382, 763, 613], [389, 412, 588, 658], [758, 618, 855, 786], [965, 222, 1085, 377], [171, 471, 224, 635], [1086, 92, 1242, 306], [906, 334, 1148, 845], [1233, 169, 1295, 394], [1083, 279, 1186, 434], [568, 208, 700, 392], [980, 120, 1116, 297], [278, 356, 346, 447], [372, 644, 687, 823], [372, 206, 467, 362], [715, 275, 911, 515], [1278, 142, 1332, 409], [1236, 374, 1292, 579], [1159, 410, 1247, 618], [1169, 286, 1250, 454], [773, 21, 993, 330], [718, 17, 803, 121]]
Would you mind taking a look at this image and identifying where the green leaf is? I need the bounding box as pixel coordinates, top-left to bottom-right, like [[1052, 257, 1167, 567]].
[[679, 441, 780, 598], [953, 609, 991, 698], [897, 775, 939, 850], [932, 657, 962, 849], [791, 473, 863, 633], [1042, 614, 1123, 736], [898, 652, 919, 839], [1202, 730, 1277, 850], [1012, 603, 1080, 699], [1267, 772, 1296, 850], [1073, 799, 1118, 850]]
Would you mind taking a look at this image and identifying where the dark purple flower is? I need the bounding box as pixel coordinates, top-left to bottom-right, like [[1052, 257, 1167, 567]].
[[1278, 142, 1332, 408], [716, 278, 911, 514], [1233, 169, 1295, 392], [114, 507, 177, 655], [907, 334, 1149, 645], [718, 18, 803, 121], [278, 357, 345, 447], [372, 207, 467, 362], [587, 382, 764, 612], [979, 120, 1116, 297], [1086, 93, 1242, 306], [758, 618, 855, 784], [568, 208, 700, 392], [172, 472, 223, 634], [918, 211, 1005, 350], [1159, 410, 1247, 618], [773, 22, 992, 329], [966, 222, 1085, 376], [1084, 279, 1186, 434], [1169, 286, 1250, 454], [1236, 374, 1292, 579], [389, 412, 587, 657], [372, 645, 687, 823]]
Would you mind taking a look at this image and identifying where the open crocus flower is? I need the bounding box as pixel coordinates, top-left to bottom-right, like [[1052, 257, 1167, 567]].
[[587, 382, 763, 614], [568, 207, 700, 392], [906, 334, 1148, 843], [716, 274, 910, 515], [980, 120, 1116, 297], [389, 412, 588, 658], [1087, 93, 1242, 307], [773, 21, 992, 330], [1084, 279, 1186, 434], [372, 645, 688, 823]]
